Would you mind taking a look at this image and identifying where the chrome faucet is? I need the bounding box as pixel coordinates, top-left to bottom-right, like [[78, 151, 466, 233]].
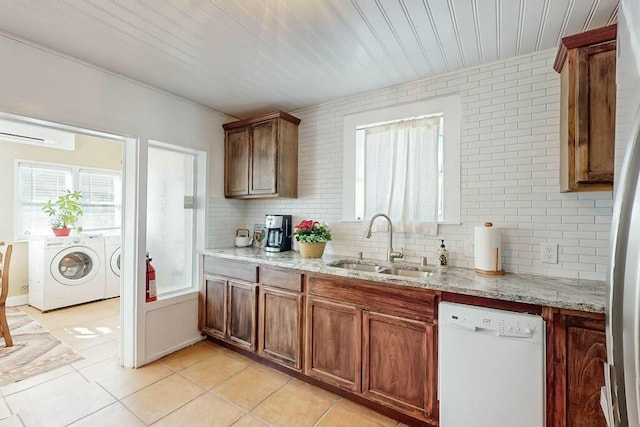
[[364, 213, 404, 263]]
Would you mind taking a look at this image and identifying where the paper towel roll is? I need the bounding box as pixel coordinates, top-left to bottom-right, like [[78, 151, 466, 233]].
[[474, 222, 505, 275]]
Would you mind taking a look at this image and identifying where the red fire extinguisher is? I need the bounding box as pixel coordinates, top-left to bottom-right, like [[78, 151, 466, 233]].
[[146, 252, 157, 302]]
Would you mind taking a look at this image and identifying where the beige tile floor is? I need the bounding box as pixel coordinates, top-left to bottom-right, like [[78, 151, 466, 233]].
[[0, 299, 404, 427]]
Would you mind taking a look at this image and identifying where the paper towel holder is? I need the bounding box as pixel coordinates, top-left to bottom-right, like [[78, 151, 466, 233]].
[[475, 222, 505, 276]]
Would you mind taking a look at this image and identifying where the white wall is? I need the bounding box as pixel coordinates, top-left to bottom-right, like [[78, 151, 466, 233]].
[[0, 33, 234, 367], [238, 49, 614, 281]]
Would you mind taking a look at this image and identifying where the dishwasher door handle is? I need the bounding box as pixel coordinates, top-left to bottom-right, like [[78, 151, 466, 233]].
[[473, 326, 500, 336], [471, 326, 534, 339]]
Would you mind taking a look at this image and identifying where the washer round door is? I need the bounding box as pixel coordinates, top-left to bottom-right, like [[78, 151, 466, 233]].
[[110, 247, 121, 277], [50, 246, 101, 286]]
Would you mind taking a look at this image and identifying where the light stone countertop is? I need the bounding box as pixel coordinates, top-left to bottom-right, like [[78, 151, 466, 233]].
[[202, 247, 607, 313]]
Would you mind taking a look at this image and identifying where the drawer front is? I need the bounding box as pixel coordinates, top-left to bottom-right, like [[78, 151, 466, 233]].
[[308, 274, 436, 321], [203, 257, 258, 283], [260, 266, 303, 292]]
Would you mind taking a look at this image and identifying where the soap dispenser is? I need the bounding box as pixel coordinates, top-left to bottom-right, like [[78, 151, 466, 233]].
[[438, 240, 449, 267]]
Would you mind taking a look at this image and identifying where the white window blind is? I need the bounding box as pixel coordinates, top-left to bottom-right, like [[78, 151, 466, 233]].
[[17, 163, 72, 237], [16, 161, 121, 239], [79, 169, 122, 230], [355, 115, 443, 233]]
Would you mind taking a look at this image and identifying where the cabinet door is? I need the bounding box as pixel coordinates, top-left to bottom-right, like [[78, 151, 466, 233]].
[[566, 323, 607, 426], [545, 308, 607, 427], [204, 277, 227, 339], [575, 41, 616, 185], [225, 128, 250, 196], [228, 280, 258, 351], [250, 120, 277, 195], [258, 286, 303, 370], [363, 311, 436, 421], [305, 297, 362, 392]]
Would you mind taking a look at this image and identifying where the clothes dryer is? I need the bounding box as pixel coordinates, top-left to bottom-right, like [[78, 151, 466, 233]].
[[104, 235, 121, 298], [28, 235, 106, 311]]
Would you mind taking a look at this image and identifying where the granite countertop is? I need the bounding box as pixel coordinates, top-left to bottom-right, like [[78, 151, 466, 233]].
[[201, 247, 607, 313]]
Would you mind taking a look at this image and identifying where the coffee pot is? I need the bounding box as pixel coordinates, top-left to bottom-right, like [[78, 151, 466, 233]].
[[263, 215, 292, 253]]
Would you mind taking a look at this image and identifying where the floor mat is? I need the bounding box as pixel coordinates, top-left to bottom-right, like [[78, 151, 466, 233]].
[[0, 307, 83, 386]]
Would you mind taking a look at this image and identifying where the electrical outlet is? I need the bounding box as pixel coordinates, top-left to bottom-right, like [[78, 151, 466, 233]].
[[464, 240, 474, 257], [541, 243, 558, 264]]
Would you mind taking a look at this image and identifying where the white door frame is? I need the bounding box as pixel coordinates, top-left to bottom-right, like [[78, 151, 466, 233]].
[[0, 111, 141, 368]]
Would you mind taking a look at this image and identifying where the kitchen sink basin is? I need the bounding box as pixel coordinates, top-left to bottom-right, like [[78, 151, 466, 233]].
[[381, 267, 435, 279], [328, 260, 437, 279], [327, 261, 389, 273]]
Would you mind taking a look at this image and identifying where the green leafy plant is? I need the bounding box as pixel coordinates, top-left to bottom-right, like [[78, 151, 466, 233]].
[[293, 220, 332, 243], [42, 190, 84, 231]]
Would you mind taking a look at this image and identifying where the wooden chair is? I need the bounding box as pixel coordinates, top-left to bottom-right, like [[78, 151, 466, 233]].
[[0, 242, 13, 347]]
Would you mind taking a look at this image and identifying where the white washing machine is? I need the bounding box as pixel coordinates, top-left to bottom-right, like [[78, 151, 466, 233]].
[[29, 235, 106, 311], [104, 235, 121, 298]]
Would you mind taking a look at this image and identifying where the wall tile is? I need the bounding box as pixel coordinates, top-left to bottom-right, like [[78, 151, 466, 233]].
[[212, 49, 617, 280]]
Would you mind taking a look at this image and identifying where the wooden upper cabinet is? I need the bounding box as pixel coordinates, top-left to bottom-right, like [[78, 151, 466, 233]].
[[223, 111, 300, 199], [554, 24, 616, 192], [224, 128, 250, 196]]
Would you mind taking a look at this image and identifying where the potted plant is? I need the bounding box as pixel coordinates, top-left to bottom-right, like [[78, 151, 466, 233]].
[[293, 219, 332, 259], [42, 190, 84, 237]]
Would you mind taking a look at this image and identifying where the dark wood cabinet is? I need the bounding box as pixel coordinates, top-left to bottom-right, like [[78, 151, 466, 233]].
[[555, 24, 617, 192], [200, 257, 609, 427], [362, 311, 437, 422], [305, 296, 362, 392], [222, 111, 300, 199], [203, 277, 227, 339], [258, 266, 304, 370], [201, 257, 259, 351], [545, 307, 607, 427], [258, 286, 303, 370], [305, 274, 438, 423], [228, 280, 258, 351]]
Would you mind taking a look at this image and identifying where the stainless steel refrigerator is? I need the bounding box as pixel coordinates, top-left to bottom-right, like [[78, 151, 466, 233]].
[[602, 108, 640, 427]]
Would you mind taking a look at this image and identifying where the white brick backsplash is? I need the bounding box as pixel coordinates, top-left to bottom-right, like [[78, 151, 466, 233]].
[[210, 49, 616, 281]]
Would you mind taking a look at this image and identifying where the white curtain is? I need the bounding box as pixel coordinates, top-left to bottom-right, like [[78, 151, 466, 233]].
[[363, 116, 441, 234]]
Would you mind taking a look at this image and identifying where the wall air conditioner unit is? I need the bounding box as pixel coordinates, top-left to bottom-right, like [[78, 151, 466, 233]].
[[0, 118, 75, 151]]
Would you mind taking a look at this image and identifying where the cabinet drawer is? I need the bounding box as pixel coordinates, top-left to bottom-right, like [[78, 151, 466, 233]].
[[203, 257, 258, 283], [260, 266, 303, 292], [308, 274, 436, 321]]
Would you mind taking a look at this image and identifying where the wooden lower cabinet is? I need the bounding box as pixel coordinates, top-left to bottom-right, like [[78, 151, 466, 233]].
[[545, 307, 607, 427], [363, 311, 436, 422], [203, 276, 227, 339], [228, 281, 258, 351], [305, 296, 362, 392], [201, 275, 257, 352], [258, 286, 303, 370]]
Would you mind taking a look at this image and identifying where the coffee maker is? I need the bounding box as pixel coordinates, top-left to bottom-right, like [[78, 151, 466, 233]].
[[264, 214, 292, 253]]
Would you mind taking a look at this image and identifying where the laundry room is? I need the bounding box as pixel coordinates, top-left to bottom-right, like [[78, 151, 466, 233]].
[[0, 121, 123, 312]]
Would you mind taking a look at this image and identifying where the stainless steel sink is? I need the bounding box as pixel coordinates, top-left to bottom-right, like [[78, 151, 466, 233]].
[[328, 261, 389, 273], [381, 267, 435, 279]]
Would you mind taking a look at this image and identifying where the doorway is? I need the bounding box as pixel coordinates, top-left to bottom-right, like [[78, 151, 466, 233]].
[[0, 112, 135, 366]]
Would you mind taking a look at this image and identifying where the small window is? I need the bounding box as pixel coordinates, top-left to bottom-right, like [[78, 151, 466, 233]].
[[343, 96, 461, 229], [78, 169, 122, 230], [17, 163, 73, 238], [15, 161, 121, 239]]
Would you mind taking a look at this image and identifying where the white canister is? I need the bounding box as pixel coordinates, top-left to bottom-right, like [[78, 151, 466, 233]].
[[474, 222, 505, 275]]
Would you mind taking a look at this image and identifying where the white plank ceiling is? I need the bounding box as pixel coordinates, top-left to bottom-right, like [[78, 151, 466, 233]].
[[0, 0, 618, 118]]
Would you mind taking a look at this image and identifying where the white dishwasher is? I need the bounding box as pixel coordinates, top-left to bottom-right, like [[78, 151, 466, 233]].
[[438, 302, 546, 427]]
